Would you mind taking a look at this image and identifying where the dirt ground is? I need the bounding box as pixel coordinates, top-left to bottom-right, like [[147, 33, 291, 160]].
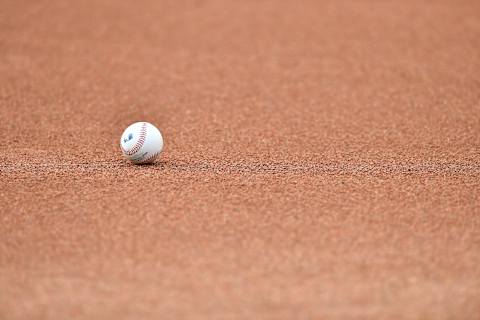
[[1, 0, 479, 319]]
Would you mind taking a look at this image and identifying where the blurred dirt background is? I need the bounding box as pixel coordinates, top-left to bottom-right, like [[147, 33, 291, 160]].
[[1, 0, 479, 319]]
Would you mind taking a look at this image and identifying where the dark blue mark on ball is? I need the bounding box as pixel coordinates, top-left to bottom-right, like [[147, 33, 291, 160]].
[[124, 133, 134, 143]]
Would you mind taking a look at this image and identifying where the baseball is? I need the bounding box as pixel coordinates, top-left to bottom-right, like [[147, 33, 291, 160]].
[[120, 122, 164, 164]]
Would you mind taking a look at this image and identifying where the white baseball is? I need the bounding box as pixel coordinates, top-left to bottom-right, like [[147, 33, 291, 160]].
[[120, 122, 164, 164]]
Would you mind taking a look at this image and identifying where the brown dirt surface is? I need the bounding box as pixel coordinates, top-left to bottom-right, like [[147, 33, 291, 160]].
[[1, 0, 480, 319]]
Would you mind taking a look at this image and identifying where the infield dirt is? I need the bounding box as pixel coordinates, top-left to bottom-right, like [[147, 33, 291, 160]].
[[1, 1, 480, 319]]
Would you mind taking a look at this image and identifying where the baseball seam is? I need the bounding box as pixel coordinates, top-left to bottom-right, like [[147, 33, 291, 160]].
[[121, 122, 148, 156]]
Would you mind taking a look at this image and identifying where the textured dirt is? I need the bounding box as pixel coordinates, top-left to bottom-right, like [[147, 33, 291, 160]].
[[1, 0, 480, 319]]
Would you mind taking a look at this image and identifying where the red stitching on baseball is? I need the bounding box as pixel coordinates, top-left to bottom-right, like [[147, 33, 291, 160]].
[[121, 122, 148, 156]]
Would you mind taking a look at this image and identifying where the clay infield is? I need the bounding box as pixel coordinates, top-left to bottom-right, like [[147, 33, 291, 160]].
[[1, 0, 480, 319]]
